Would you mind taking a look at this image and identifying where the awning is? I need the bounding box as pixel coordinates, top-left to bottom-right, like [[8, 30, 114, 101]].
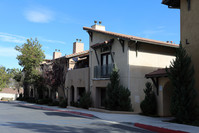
[[145, 68, 168, 78], [145, 68, 169, 95]]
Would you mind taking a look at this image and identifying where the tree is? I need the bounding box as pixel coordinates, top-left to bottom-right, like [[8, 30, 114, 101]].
[[106, 68, 132, 111], [0, 66, 9, 90], [15, 38, 45, 97], [166, 45, 197, 123], [13, 69, 23, 94], [140, 82, 157, 115], [7, 68, 21, 88], [50, 58, 68, 100]]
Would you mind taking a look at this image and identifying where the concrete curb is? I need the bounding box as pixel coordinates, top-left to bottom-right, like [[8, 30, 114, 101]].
[[89, 107, 138, 114], [134, 123, 188, 133], [17, 103, 96, 118], [11, 101, 190, 133]]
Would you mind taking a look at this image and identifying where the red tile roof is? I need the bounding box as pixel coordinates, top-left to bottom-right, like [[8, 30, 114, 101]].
[[145, 68, 169, 78], [0, 88, 23, 94], [65, 50, 89, 58], [83, 27, 179, 48]]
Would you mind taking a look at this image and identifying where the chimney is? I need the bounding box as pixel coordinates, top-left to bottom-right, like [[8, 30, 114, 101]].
[[91, 21, 105, 31], [73, 39, 84, 54], [53, 49, 62, 59]]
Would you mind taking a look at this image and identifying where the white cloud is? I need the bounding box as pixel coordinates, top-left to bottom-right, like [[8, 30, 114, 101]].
[[41, 39, 66, 45], [0, 32, 65, 45], [0, 32, 26, 44], [0, 46, 19, 57], [24, 8, 54, 23]]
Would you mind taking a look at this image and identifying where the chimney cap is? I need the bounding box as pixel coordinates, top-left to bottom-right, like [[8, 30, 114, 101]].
[[99, 21, 102, 25]]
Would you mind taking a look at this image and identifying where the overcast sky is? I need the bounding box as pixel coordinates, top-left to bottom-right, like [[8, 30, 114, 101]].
[[0, 0, 180, 69]]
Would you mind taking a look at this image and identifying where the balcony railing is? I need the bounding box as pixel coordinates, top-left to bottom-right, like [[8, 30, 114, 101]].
[[94, 64, 114, 78]]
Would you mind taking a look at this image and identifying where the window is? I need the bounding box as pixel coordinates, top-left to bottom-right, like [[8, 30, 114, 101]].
[[101, 53, 112, 77]]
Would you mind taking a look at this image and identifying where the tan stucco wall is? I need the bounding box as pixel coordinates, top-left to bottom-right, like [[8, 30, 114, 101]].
[[181, 0, 199, 103], [156, 78, 172, 116], [65, 67, 90, 104], [129, 44, 176, 112]]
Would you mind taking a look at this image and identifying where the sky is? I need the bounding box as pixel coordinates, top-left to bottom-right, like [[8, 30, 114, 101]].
[[0, 0, 180, 69]]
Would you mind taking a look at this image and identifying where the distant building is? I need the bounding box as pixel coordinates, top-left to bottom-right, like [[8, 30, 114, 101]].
[[39, 40, 89, 103], [0, 88, 23, 100]]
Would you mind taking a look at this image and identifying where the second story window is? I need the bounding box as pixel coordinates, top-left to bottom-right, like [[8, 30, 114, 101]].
[[101, 53, 112, 77]]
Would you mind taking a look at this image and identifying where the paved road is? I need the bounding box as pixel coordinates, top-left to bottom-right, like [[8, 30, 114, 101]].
[[0, 102, 154, 133]]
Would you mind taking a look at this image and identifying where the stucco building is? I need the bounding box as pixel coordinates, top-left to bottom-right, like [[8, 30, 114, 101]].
[[40, 40, 89, 104], [38, 22, 179, 116], [162, 0, 199, 103], [83, 22, 178, 114]]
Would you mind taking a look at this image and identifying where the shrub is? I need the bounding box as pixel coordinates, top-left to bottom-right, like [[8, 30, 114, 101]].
[[78, 91, 92, 109], [16, 93, 24, 101], [70, 101, 79, 107], [27, 98, 37, 103], [1, 97, 13, 101], [37, 98, 52, 105], [106, 68, 132, 111], [48, 101, 59, 106], [140, 82, 157, 115], [59, 99, 68, 108]]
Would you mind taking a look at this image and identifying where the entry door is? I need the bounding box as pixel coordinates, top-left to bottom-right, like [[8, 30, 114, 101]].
[[100, 88, 106, 107]]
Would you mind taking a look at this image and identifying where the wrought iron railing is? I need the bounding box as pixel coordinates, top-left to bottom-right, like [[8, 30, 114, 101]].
[[94, 64, 114, 78]]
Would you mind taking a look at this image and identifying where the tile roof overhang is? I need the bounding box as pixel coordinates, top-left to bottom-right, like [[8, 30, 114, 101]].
[[65, 50, 89, 59], [83, 27, 179, 49], [162, 0, 180, 9], [40, 51, 89, 66], [91, 39, 114, 49], [145, 68, 169, 78]]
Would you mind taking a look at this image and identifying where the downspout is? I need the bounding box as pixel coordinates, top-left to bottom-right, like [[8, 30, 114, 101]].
[[89, 36, 93, 93], [127, 42, 130, 91]]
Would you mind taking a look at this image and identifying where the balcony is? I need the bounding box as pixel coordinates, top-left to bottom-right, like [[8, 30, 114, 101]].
[[94, 64, 114, 79]]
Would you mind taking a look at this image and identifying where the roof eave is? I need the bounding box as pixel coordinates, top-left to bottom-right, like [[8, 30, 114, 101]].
[[83, 27, 179, 49], [145, 74, 168, 78], [162, 0, 180, 9]]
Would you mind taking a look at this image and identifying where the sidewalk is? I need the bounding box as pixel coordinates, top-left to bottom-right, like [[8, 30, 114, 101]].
[[13, 101, 199, 133]]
